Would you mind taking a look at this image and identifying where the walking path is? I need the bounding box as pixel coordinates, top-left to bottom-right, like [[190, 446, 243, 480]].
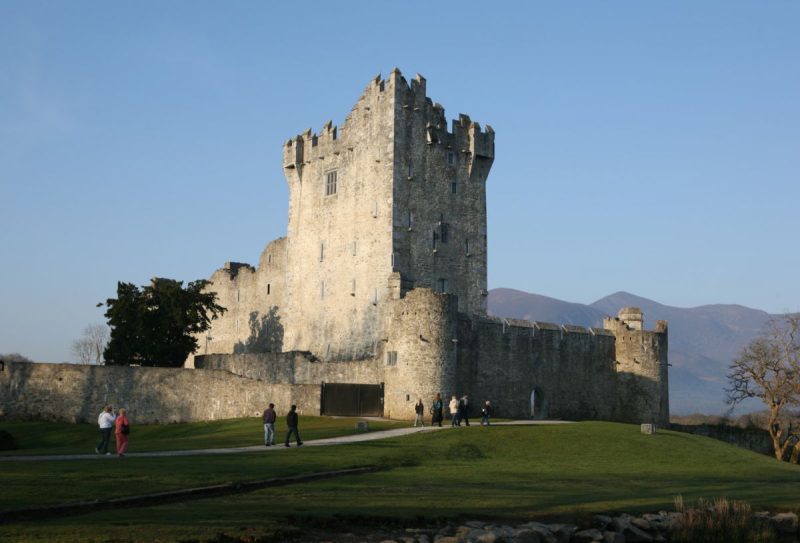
[[0, 420, 571, 462]]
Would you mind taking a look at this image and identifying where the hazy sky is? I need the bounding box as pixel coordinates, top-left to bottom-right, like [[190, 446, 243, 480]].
[[1, 2, 798, 363]]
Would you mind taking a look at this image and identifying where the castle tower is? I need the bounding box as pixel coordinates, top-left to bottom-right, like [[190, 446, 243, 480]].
[[281, 70, 494, 360], [603, 308, 669, 425]]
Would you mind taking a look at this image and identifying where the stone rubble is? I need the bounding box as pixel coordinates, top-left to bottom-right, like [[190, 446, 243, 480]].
[[321, 510, 799, 543]]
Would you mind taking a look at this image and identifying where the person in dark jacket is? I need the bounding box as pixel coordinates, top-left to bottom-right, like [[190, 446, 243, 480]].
[[284, 405, 303, 447], [459, 394, 471, 426], [480, 400, 493, 426], [414, 398, 426, 427], [263, 403, 277, 446], [431, 393, 444, 427]]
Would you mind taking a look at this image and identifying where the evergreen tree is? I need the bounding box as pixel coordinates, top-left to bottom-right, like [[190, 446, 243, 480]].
[[103, 278, 225, 367]]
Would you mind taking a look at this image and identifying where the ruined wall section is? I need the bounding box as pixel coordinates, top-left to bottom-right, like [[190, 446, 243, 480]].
[[281, 74, 398, 360], [0, 361, 319, 424], [185, 237, 287, 367], [381, 288, 458, 418], [391, 71, 494, 314]]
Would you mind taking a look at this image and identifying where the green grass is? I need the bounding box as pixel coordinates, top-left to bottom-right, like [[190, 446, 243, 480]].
[[2, 421, 799, 543], [0, 415, 407, 455]]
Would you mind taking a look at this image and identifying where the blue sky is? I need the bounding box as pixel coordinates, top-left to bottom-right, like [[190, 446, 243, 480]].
[[1, 1, 798, 363]]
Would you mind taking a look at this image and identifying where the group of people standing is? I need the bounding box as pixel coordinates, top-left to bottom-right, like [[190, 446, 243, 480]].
[[414, 394, 494, 427], [261, 403, 303, 448], [95, 404, 130, 457]]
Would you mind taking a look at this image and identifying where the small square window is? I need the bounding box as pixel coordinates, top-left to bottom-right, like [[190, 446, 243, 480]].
[[436, 278, 448, 293], [386, 351, 398, 366]]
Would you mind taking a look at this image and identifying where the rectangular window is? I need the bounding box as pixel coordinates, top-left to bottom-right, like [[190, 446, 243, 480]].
[[432, 230, 438, 250], [407, 164, 413, 179], [267, 253, 273, 264], [440, 223, 449, 243], [325, 170, 338, 196], [436, 278, 448, 293], [386, 351, 398, 366], [447, 151, 455, 165], [407, 211, 413, 229], [451, 182, 457, 194], [319, 242, 325, 262], [267, 284, 271, 295]]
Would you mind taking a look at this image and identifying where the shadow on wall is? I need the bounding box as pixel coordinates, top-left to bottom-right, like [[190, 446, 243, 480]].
[[234, 308, 283, 354]]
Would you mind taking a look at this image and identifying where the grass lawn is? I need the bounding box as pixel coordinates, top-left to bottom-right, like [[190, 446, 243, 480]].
[[2, 421, 799, 542], [0, 415, 408, 456]]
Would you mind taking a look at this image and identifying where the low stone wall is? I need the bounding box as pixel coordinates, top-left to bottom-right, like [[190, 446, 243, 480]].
[[670, 423, 774, 457], [0, 361, 319, 424], [195, 352, 384, 385]]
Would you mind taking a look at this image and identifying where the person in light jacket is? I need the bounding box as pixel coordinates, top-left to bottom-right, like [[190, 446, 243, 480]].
[[95, 405, 116, 455], [449, 395, 460, 427]]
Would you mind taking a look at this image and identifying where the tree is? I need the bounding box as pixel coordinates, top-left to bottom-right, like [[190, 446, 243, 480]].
[[103, 278, 226, 367], [727, 314, 800, 463], [71, 324, 110, 364]]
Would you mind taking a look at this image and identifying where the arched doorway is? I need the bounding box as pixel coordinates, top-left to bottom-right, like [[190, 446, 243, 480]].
[[530, 388, 546, 419]]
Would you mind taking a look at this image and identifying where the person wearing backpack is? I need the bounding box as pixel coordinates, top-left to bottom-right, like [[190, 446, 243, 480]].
[[115, 408, 130, 457]]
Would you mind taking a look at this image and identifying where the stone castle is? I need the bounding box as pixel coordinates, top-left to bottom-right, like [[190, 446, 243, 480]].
[[188, 69, 669, 425]]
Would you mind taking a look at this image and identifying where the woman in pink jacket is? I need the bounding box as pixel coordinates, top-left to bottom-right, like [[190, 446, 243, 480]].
[[115, 407, 130, 457]]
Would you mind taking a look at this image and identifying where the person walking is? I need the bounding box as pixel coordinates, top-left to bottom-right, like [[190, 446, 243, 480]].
[[262, 402, 277, 446], [115, 408, 130, 457], [431, 393, 444, 427], [95, 405, 116, 455], [284, 405, 303, 447], [449, 395, 460, 427], [413, 398, 425, 427], [480, 400, 493, 426], [459, 394, 471, 426]]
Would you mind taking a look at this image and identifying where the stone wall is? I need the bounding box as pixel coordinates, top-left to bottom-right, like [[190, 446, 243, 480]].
[[0, 361, 319, 424], [281, 73, 397, 361], [454, 311, 668, 425], [195, 352, 383, 386], [391, 72, 494, 315], [186, 237, 287, 367], [670, 423, 774, 457]]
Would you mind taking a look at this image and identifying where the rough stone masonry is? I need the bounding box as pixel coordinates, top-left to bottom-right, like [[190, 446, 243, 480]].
[[186, 69, 669, 424], [0, 70, 668, 424]]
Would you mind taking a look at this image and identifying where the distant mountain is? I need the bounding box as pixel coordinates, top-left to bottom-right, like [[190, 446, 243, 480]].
[[488, 288, 772, 415]]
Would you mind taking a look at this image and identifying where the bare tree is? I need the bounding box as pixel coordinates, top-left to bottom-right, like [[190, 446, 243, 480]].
[[727, 314, 800, 463], [71, 324, 110, 365]]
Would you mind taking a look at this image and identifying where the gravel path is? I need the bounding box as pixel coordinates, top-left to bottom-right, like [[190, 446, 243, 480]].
[[0, 420, 571, 461]]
